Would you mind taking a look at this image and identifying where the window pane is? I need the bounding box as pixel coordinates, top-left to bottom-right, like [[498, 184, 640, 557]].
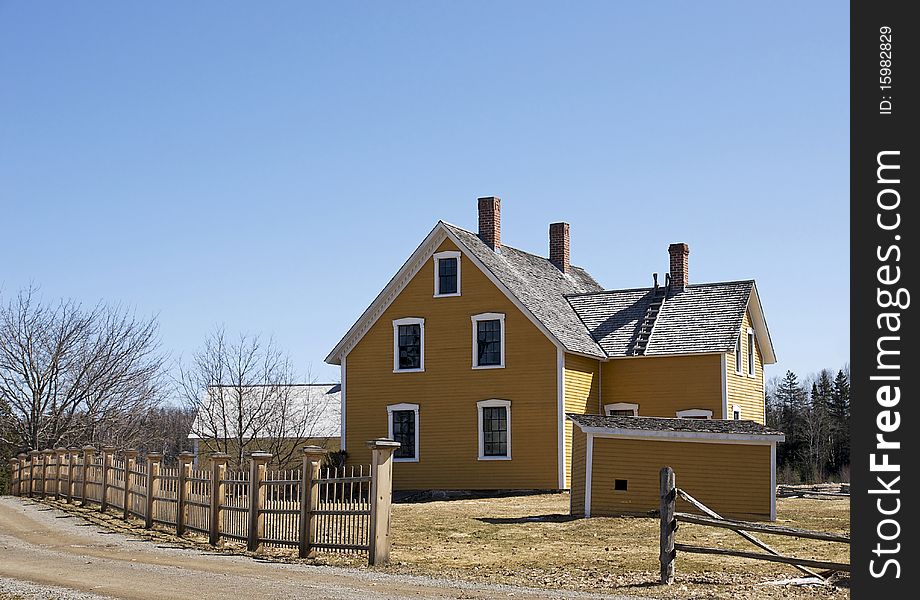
[[398, 324, 421, 369], [438, 257, 457, 294], [482, 406, 508, 456], [608, 409, 634, 417], [392, 410, 415, 459], [476, 319, 502, 366], [747, 334, 755, 374]]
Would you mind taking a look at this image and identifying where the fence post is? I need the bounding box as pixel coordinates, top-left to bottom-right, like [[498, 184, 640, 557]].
[[41, 449, 54, 499], [247, 452, 272, 552], [209, 453, 230, 546], [9, 458, 18, 496], [81, 446, 96, 505], [55, 448, 68, 500], [123, 450, 138, 520], [176, 451, 194, 536], [145, 453, 162, 529], [659, 466, 676, 585], [298, 446, 328, 559], [68, 448, 80, 503], [366, 439, 400, 566], [100, 446, 115, 512], [17, 454, 28, 496], [27, 451, 40, 497]]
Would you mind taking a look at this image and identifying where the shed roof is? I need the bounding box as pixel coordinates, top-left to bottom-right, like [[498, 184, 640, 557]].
[[567, 413, 784, 440]]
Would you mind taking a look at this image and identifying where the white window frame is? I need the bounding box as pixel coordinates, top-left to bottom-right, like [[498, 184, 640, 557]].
[[471, 312, 505, 369], [747, 328, 756, 377], [477, 399, 511, 460], [433, 250, 461, 297], [387, 403, 420, 462], [676, 408, 713, 419], [732, 404, 742, 420], [604, 402, 639, 416], [734, 337, 743, 375], [392, 317, 425, 373]]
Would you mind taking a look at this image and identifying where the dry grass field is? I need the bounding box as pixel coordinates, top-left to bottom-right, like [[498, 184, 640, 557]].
[[379, 493, 850, 599]]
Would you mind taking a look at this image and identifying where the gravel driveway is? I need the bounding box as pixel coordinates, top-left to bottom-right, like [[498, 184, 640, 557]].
[[0, 497, 632, 600]]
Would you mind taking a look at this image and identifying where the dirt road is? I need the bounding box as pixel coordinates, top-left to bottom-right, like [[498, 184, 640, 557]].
[[0, 497, 630, 600]]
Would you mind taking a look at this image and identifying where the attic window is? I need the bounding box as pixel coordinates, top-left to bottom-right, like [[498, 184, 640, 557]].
[[676, 408, 713, 420], [604, 403, 638, 417], [734, 337, 743, 374], [433, 251, 461, 297], [747, 329, 756, 376]]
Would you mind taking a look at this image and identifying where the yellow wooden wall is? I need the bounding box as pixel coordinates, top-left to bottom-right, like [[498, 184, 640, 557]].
[[726, 310, 766, 423], [599, 354, 722, 418], [587, 437, 772, 520], [344, 238, 560, 490], [563, 354, 600, 488], [570, 427, 587, 516]]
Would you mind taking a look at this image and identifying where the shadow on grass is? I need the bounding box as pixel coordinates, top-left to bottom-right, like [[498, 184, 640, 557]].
[[475, 513, 578, 525]]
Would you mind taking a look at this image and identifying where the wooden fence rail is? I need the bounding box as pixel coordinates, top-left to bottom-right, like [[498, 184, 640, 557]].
[[8, 439, 400, 566], [658, 466, 850, 584]]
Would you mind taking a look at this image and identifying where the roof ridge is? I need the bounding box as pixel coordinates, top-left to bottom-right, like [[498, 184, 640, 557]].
[[566, 279, 756, 298]]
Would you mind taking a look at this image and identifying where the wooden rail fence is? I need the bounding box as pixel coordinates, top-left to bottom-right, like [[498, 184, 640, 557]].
[[8, 439, 401, 565], [658, 466, 850, 584]]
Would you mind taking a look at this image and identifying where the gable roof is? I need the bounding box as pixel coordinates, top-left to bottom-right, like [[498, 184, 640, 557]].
[[567, 413, 784, 441], [566, 280, 775, 362], [325, 220, 775, 365]]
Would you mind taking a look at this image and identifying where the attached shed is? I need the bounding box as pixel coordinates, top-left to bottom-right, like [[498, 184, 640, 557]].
[[568, 414, 784, 521]]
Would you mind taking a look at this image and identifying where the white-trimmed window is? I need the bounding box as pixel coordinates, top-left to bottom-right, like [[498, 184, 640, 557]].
[[676, 408, 713, 420], [477, 399, 511, 460], [433, 251, 461, 297], [604, 402, 638, 417], [471, 312, 505, 369], [392, 317, 424, 372], [387, 403, 419, 462], [747, 329, 756, 376], [734, 337, 743, 374], [732, 404, 742, 420]]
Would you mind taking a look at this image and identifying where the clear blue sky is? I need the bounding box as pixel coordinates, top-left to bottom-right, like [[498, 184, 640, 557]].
[[0, 2, 848, 385]]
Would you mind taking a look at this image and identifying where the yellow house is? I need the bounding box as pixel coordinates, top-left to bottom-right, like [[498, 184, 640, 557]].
[[325, 197, 779, 501]]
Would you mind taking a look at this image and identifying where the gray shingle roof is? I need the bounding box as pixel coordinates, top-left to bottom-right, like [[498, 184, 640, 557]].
[[567, 413, 783, 437], [443, 222, 607, 358], [566, 281, 754, 357]]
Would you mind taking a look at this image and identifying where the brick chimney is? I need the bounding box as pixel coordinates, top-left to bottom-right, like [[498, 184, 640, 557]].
[[668, 243, 689, 291], [478, 196, 501, 250], [549, 222, 570, 273]]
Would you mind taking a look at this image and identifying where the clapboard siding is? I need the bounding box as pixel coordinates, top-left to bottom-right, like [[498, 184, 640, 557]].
[[344, 238, 559, 490], [600, 354, 722, 418], [570, 427, 587, 516], [726, 310, 766, 423], [563, 354, 601, 488], [588, 438, 772, 520]]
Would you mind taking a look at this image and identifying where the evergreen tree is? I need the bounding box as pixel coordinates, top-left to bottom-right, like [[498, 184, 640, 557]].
[[829, 369, 851, 474], [773, 370, 806, 477]]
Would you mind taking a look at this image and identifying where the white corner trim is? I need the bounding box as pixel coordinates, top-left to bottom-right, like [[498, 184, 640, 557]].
[[557, 347, 566, 489], [770, 442, 777, 521], [433, 250, 461, 297], [584, 432, 594, 517], [387, 403, 420, 462], [340, 354, 347, 452], [676, 408, 713, 419], [471, 312, 506, 369], [392, 317, 425, 373], [721, 353, 728, 419], [477, 399, 512, 460], [604, 402, 639, 416]]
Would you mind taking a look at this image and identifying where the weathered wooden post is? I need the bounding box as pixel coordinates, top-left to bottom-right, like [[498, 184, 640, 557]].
[[247, 452, 272, 552], [28, 450, 40, 498], [659, 466, 676, 584], [298, 446, 328, 559], [123, 450, 138, 520], [17, 454, 28, 496], [55, 448, 68, 501], [367, 439, 400, 566], [81, 446, 96, 505], [9, 458, 19, 496], [145, 453, 162, 528], [176, 451, 194, 536], [209, 453, 230, 546], [41, 449, 54, 499], [68, 448, 81, 503], [100, 446, 115, 511]]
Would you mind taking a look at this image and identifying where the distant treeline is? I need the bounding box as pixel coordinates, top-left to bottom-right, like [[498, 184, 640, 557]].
[[766, 367, 850, 484]]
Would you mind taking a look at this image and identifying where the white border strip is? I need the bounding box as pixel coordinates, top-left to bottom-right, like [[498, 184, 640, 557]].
[[557, 347, 566, 489]]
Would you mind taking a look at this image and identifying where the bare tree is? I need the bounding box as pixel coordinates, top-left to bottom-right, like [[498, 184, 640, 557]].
[[179, 327, 334, 469], [0, 287, 166, 451]]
